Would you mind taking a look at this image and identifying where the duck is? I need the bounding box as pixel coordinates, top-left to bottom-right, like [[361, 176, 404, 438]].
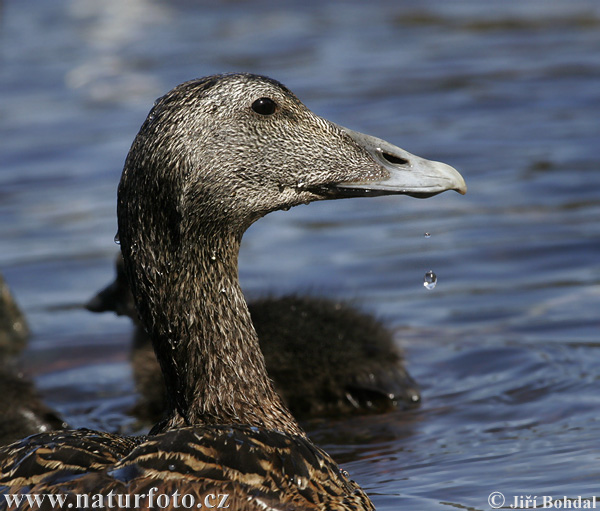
[[0, 274, 67, 446], [0, 73, 465, 509], [0, 274, 29, 357], [86, 255, 421, 424]]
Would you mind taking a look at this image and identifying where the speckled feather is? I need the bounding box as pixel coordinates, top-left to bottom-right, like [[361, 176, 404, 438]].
[[0, 426, 373, 511]]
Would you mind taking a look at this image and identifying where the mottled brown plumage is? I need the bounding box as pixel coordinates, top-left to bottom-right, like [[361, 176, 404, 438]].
[[1, 426, 371, 510], [0, 73, 465, 509]]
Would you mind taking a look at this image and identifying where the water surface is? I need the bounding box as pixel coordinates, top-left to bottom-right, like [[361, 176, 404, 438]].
[[1, 1, 599, 509]]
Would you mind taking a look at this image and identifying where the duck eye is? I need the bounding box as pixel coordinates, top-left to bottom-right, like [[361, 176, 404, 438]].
[[251, 97, 277, 115]]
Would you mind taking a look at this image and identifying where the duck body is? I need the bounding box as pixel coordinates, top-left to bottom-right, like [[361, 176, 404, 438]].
[[87, 258, 420, 423], [1, 426, 369, 511], [0, 73, 465, 508]]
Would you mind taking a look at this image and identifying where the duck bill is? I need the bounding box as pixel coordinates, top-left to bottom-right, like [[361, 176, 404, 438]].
[[333, 126, 467, 199]]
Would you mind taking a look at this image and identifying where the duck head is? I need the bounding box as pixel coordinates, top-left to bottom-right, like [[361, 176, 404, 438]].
[[119, 73, 465, 239]]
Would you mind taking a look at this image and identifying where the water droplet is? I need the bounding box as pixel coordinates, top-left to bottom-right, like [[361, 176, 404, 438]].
[[423, 270, 437, 290], [220, 288, 227, 294], [424, 232, 431, 238], [210, 251, 217, 261], [295, 180, 305, 190], [281, 205, 291, 212], [168, 464, 175, 471], [114, 232, 120, 245]]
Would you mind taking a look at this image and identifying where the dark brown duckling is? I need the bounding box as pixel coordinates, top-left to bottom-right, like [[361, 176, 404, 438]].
[[0, 73, 465, 508], [251, 295, 420, 418], [0, 371, 67, 447], [0, 274, 67, 446], [87, 255, 420, 423], [0, 274, 29, 357]]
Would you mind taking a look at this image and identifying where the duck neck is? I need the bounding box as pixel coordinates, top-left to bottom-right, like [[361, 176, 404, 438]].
[[136, 228, 303, 437]]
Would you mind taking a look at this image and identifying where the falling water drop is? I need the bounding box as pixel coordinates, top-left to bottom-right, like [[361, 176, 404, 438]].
[[113, 231, 120, 245], [423, 270, 437, 290], [424, 232, 431, 239]]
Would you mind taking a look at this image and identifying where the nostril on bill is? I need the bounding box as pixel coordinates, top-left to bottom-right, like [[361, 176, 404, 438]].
[[381, 152, 409, 165]]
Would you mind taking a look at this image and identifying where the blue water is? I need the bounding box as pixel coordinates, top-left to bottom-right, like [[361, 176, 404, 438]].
[[1, 0, 600, 509]]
